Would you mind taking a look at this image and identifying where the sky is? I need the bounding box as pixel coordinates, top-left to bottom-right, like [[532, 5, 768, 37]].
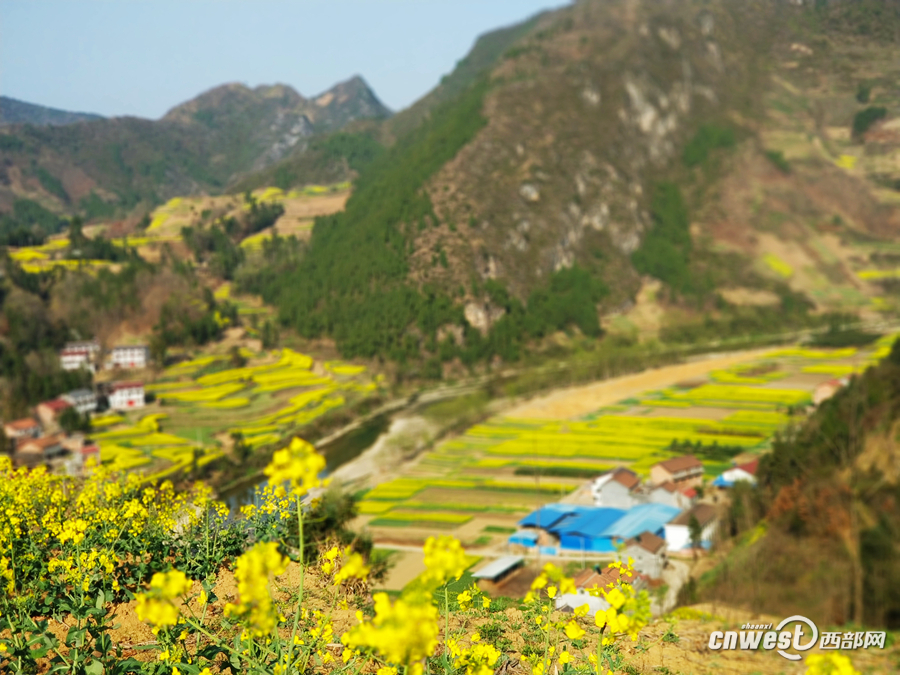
[[0, 0, 570, 120]]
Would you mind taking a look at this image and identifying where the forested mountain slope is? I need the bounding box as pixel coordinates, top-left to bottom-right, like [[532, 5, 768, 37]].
[[0, 96, 104, 127], [244, 0, 900, 372]]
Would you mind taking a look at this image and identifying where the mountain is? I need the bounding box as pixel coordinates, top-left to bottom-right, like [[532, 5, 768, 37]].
[[247, 0, 900, 367], [0, 76, 390, 219], [0, 96, 104, 127]]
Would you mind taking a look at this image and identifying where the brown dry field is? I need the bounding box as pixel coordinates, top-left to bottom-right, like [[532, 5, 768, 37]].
[[506, 348, 776, 420]]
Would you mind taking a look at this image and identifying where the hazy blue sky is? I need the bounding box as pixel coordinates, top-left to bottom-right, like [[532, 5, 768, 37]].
[[1, 1, 569, 119]]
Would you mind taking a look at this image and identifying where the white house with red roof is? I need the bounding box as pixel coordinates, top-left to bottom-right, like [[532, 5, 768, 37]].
[[60, 340, 100, 373], [813, 377, 850, 406], [108, 382, 145, 411], [3, 417, 42, 442], [107, 345, 149, 370], [712, 459, 759, 488], [591, 467, 641, 508]]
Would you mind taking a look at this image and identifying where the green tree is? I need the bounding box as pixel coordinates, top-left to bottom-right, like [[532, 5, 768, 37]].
[[59, 406, 91, 434], [688, 514, 703, 559]]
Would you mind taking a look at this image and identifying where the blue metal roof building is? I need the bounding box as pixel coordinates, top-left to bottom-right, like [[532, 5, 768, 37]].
[[601, 503, 681, 541], [551, 507, 626, 552], [518, 504, 585, 530]]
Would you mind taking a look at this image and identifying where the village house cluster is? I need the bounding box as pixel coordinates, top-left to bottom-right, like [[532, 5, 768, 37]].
[[2, 339, 149, 474], [498, 454, 758, 605]]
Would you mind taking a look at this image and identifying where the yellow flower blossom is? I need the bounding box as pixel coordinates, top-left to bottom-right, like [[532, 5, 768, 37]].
[[342, 592, 439, 667], [564, 620, 585, 640], [264, 437, 325, 498], [421, 535, 467, 586], [223, 542, 287, 636]]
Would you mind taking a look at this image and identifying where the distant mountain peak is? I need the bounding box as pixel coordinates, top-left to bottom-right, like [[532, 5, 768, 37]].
[[310, 75, 391, 129], [0, 96, 104, 127]]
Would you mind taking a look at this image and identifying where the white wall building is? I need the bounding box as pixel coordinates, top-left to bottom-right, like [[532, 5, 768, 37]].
[[618, 531, 667, 579], [62, 388, 98, 415], [60, 340, 100, 372], [664, 504, 718, 551], [108, 345, 149, 370], [109, 382, 145, 411], [591, 468, 641, 509]]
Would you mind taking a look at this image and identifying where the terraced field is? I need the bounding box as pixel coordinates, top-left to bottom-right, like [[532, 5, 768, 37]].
[[92, 347, 379, 482], [355, 336, 897, 547]]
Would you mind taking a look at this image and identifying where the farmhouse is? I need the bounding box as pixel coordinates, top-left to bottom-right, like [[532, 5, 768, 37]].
[[618, 531, 667, 579], [108, 345, 149, 370], [36, 398, 73, 430], [62, 388, 98, 415], [712, 459, 759, 488], [664, 503, 719, 551], [109, 382, 145, 410], [3, 417, 41, 442], [650, 455, 703, 489], [555, 564, 648, 614], [15, 434, 65, 468], [639, 481, 694, 509], [60, 340, 100, 372], [591, 467, 641, 508]]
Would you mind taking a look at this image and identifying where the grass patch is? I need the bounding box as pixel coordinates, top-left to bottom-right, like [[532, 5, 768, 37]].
[[483, 526, 517, 535]]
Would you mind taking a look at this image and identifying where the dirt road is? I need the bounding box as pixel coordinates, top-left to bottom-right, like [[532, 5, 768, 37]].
[[505, 348, 776, 420]]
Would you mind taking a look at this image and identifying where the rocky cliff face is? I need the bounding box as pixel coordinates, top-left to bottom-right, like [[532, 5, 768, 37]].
[[414, 0, 767, 305]]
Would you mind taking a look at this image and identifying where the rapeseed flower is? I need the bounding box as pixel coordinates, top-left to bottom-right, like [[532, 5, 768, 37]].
[[264, 437, 325, 498], [135, 570, 192, 630], [805, 653, 860, 675], [224, 542, 287, 636], [342, 591, 439, 674], [333, 547, 370, 585], [422, 535, 467, 586], [453, 641, 501, 675]]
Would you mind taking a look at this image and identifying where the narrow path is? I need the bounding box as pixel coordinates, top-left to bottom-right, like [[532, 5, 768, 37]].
[[505, 347, 779, 420]]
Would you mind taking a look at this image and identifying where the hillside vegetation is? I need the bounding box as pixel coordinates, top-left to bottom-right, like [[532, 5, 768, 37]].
[[231, 0, 900, 374], [0, 77, 390, 221], [694, 338, 900, 629]]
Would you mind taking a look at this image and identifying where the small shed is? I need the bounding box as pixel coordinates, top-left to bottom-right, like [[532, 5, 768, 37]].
[[508, 530, 539, 547], [472, 556, 524, 584]]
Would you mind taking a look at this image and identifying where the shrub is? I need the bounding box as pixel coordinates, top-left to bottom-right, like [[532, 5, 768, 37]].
[[852, 106, 887, 139]]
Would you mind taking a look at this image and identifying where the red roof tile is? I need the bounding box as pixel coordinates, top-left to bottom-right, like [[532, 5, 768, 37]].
[[5, 418, 40, 431], [610, 467, 640, 490], [656, 455, 703, 474], [736, 459, 759, 475], [625, 531, 666, 555], [39, 399, 72, 413]]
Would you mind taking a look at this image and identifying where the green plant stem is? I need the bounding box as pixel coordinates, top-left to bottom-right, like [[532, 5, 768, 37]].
[[443, 584, 451, 675], [286, 492, 306, 668]]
